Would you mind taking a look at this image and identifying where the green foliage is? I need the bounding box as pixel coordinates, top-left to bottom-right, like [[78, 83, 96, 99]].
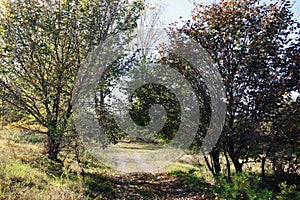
[[6, 131, 45, 144], [168, 169, 208, 190], [0, 0, 143, 160], [217, 173, 273, 200], [269, 98, 300, 175], [130, 83, 181, 141], [183, 169, 206, 189], [0, 159, 78, 200], [169, 170, 276, 200], [276, 182, 300, 200], [170, 0, 299, 176]]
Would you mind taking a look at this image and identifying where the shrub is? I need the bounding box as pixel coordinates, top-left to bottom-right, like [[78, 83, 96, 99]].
[[217, 173, 273, 200]]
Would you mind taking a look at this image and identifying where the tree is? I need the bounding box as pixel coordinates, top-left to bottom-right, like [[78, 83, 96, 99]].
[[134, 0, 166, 57], [171, 0, 299, 175], [269, 96, 300, 175], [0, 0, 143, 160], [95, 1, 177, 143], [258, 26, 300, 182]]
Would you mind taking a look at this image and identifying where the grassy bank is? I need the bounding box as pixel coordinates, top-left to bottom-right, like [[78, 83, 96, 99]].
[[0, 128, 299, 199]]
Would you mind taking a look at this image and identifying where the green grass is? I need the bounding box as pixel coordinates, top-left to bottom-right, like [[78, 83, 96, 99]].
[[0, 129, 83, 199], [0, 129, 206, 199], [0, 158, 83, 200], [0, 128, 298, 199], [0, 129, 119, 199], [115, 141, 165, 152]]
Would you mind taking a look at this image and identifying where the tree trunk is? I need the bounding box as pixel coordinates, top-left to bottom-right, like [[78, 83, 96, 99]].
[[231, 157, 243, 173], [46, 134, 61, 161], [203, 155, 216, 177], [202, 149, 221, 177], [211, 150, 221, 174], [261, 143, 272, 186], [224, 151, 231, 181], [261, 156, 267, 186]]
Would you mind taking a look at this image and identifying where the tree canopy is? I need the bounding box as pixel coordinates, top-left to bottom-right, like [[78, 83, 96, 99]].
[[0, 0, 143, 160], [169, 0, 299, 176]]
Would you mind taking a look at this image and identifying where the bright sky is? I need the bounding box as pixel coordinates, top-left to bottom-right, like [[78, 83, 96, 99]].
[[151, 0, 194, 23], [150, 0, 300, 24]]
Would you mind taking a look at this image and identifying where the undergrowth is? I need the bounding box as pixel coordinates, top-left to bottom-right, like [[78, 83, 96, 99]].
[[0, 129, 299, 199]]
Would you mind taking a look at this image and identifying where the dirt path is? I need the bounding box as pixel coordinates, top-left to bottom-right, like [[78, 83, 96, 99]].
[[89, 141, 212, 199], [88, 172, 212, 200]]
